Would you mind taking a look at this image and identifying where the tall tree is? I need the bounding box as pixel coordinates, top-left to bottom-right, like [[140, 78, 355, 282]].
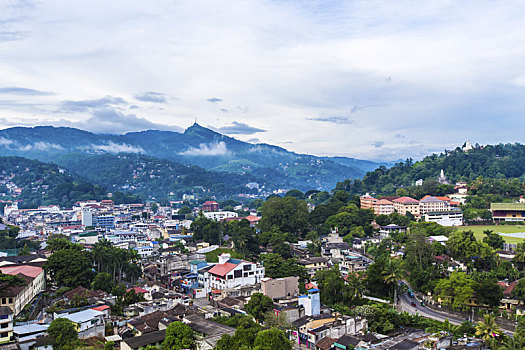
[[253, 328, 292, 350], [48, 318, 78, 350], [245, 293, 275, 323], [162, 321, 195, 350]]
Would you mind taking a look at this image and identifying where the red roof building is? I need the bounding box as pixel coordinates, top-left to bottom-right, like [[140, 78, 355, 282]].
[[202, 201, 219, 212]]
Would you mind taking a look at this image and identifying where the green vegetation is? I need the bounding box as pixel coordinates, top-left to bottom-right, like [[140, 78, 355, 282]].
[[48, 318, 78, 350], [161, 321, 195, 350], [204, 248, 243, 263], [458, 225, 525, 244]]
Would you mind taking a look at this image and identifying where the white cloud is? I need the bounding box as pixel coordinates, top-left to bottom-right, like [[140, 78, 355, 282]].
[[0, 137, 13, 147], [12, 142, 64, 151], [0, 1, 525, 160], [83, 142, 145, 154], [179, 142, 229, 156]]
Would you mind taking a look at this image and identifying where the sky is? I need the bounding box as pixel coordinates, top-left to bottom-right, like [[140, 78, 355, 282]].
[[1, 0, 525, 161]]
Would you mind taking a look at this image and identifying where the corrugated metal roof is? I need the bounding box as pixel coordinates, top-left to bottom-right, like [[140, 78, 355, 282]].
[[491, 203, 525, 211]]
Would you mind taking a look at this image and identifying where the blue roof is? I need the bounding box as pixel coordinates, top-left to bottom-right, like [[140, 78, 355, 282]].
[[308, 288, 319, 293], [228, 258, 242, 264]]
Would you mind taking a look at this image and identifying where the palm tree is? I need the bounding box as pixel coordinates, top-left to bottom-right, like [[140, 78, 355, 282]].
[[475, 314, 503, 341], [346, 273, 365, 300], [499, 334, 524, 350], [382, 258, 406, 305], [514, 243, 525, 270]]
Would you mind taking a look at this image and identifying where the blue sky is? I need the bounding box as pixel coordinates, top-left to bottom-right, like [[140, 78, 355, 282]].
[[0, 0, 524, 161]]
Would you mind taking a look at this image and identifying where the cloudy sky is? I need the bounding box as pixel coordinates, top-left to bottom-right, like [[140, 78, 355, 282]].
[[1, 0, 524, 161]]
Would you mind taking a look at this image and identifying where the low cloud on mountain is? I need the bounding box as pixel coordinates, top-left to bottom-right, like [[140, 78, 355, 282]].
[[179, 141, 229, 156], [82, 142, 145, 154]]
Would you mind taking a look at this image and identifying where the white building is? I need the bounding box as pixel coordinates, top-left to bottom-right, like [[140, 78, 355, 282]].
[[203, 211, 238, 221], [419, 196, 449, 215], [200, 253, 264, 293], [423, 210, 463, 226], [56, 309, 105, 339]]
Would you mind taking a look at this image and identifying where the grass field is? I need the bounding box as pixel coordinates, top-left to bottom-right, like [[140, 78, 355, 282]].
[[457, 225, 525, 244]]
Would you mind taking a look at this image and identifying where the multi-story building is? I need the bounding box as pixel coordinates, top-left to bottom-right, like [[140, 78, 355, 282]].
[[491, 203, 525, 222], [261, 276, 299, 299], [392, 197, 420, 217], [200, 253, 265, 293], [419, 196, 449, 215], [96, 215, 115, 229], [297, 257, 329, 277], [423, 210, 463, 226], [0, 306, 13, 345], [0, 265, 45, 315], [359, 194, 377, 210], [202, 201, 219, 212], [203, 211, 238, 222], [298, 289, 320, 316], [373, 199, 395, 215]]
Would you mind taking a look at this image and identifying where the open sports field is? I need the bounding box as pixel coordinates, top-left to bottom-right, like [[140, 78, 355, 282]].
[[457, 225, 525, 244]]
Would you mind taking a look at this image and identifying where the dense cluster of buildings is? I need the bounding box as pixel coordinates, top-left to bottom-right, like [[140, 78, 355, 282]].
[[360, 194, 463, 226]]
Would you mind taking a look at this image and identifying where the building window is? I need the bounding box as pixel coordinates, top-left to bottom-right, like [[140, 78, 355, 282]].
[[0, 332, 7, 339], [0, 323, 7, 329]]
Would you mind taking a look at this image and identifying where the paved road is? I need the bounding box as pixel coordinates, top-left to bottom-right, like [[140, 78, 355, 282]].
[[398, 292, 465, 325], [398, 292, 514, 336]]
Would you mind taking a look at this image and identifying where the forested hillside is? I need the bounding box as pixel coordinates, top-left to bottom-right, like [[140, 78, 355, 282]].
[[0, 125, 381, 191], [336, 143, 525, 195], [53, 153, 265, 199], [0, 156, 108, 208]]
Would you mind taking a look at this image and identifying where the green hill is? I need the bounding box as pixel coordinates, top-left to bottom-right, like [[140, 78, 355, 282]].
[[336, 143, 525, 195]]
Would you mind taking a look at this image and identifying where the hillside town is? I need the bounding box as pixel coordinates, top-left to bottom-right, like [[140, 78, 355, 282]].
[[2, 164, 525, 350]]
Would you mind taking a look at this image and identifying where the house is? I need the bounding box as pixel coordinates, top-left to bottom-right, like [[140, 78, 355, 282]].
[[339, 253, 369, 274], [202, 201, 219, 212], [291, 314, 367, 349], [322, 242, 350, 260], [297, 257, 329, 277], [427, 235, 449, 245], [379, 224, 407, 237], [56, 309, 105, 339], [392, 197, 420, 217], [13, 323, 49, 350], [334, 334, 361, 350], [261, 276, 299, 299], [121, 329, 165, 350], [316, 336, 336, 350], [127, 287, 151, 300], [185, 314, 236, 350], [0, 264, 45, 315], [0, 306, 13, 345], [200, 253, 265, 293], [390, 339, 420, 350]]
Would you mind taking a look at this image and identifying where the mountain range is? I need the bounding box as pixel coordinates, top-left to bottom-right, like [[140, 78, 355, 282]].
[[0, 124, 389, 194]]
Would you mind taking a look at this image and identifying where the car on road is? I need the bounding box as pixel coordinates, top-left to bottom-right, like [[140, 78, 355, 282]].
[[408, 291, 414, 298], [411, 302, 416, 307]]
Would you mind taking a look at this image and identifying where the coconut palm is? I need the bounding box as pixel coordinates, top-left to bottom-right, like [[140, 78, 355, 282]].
[[346, 273, 365, 300], [475, 314, 503, 341], [382, 258, 406, 305]]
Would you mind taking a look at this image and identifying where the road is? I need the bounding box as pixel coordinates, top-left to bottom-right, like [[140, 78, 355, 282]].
[[398, 292, 514, 336], [398, 292, 465, 325]]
